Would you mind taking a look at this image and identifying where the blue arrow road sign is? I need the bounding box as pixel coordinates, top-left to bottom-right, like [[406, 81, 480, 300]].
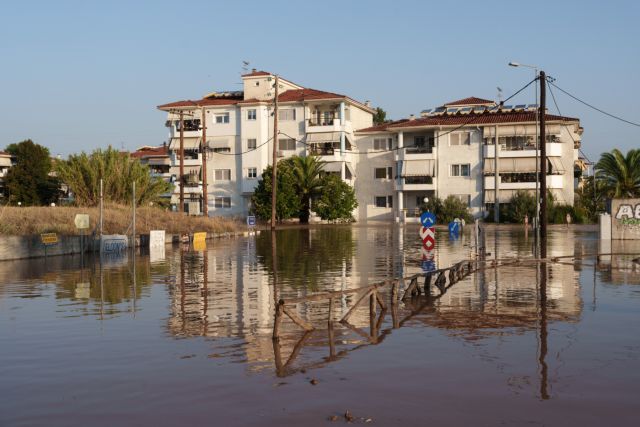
[[448, 221, 460, 235], [247, 215, 256, 226], [420, 211, 436, 228]]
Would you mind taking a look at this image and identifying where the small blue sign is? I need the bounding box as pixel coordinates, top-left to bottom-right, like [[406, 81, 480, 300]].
[[420, 211, 436, 228], [422, 259, 436, 272], [448, 221, 460, 235], [247, 215, 256, 227]]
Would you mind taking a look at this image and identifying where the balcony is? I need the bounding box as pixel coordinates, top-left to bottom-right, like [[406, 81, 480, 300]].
[[396, 145, 435, 161], [306, 118, 352, 134], [485, 174, 564, 190], [483, 143, 563, 158], [395, 176, 436, 192]]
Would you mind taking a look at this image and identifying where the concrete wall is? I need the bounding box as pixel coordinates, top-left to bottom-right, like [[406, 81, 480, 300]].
[[0, 235, 86, 261], [611, 198, 640, 240]]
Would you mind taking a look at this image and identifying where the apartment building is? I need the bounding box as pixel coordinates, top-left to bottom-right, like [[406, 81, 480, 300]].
[[130, 144, 173, 204], [0, 151, 14, 201], [355, 97, 582, 222], [158, 74, 582, 222], [158, 70, 374, 216]]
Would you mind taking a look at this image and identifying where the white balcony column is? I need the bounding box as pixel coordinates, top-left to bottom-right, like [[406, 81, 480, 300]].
[[341, 162, 346, 180], [339, 101, 346, 156], [398, 131, 404, 148]]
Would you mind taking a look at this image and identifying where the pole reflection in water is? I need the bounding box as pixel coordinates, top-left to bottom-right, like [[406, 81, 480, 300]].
[[538, 259, 550, 400]]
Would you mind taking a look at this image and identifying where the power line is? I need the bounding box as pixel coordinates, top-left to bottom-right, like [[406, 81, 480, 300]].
[[549, 81, 640, 127]]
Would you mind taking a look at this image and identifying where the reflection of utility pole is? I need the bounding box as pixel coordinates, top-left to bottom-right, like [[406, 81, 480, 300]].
[[270, 75, 280, 229], [538, 261, 550, 400]]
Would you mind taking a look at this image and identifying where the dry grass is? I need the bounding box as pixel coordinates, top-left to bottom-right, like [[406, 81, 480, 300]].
[[0, 204, 240, 236]]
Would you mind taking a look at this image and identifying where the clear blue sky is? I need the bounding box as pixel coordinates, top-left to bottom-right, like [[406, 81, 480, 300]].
[[1, 0, 638, 162]]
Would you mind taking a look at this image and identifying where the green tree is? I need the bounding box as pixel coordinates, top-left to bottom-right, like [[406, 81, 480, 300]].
[[595, 148, 640, 198], [504, 190, 537, 223], [313, 174, 358, 222], [574, 175, 606, 223], [420, 195, 472, 224], [373, 107, 387, 125], [289, 155, 325, 223], [251, 162, 300, 222], [55, 146, 172, 206], [4, 139, 59, 205]]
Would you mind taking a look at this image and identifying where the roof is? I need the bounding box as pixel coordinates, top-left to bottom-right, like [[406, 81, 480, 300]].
[[130, 145, 169, 159], [0, 151, 10, 156], [443, 96, 495, 106], [357, 110, 579, 133], [158, 96, 243, 109], [241, 70, 271, 77]]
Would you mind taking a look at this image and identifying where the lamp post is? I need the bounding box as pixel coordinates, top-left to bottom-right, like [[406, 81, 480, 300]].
[[509, 61, 541, 252]]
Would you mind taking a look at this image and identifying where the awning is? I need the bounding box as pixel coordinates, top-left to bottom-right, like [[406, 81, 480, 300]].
[[402, 160, 435, 177], [206, 138, 231, 149], [169, 137, 200, 150], [549, 157, 565, 173], [483, 124, 561, 137], [323, 162, 342, 173], [484, 157, 538, 173], [345, 162, 355, 177], [306, 132, 340, 143]]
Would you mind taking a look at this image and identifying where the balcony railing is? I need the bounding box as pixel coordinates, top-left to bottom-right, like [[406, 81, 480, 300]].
[[308, 117, 337, 126], [404, 176, 433, 185], [404, 146, 434, 154]]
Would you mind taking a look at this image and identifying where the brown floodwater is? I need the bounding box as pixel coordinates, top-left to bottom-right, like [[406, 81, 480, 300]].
[[1, 225, 639, 426]]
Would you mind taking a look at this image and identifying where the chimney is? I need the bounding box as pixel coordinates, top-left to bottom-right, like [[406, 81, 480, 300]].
[[364, 100, 371, 108], [252, 68, 257, 73], [409, 114, 415, 120]]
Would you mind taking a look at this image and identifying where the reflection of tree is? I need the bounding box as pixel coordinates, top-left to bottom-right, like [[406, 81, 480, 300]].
[[256, 227, 355, 291]]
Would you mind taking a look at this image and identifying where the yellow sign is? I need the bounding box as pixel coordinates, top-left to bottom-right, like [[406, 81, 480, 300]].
[[74, 214, 90, 229], [41, 233, 59, 245], [192, 232, 207, 251]]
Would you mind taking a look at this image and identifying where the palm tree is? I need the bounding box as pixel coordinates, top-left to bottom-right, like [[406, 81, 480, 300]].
[[290, 155, 325, 223], [595, 148, 640, 198]]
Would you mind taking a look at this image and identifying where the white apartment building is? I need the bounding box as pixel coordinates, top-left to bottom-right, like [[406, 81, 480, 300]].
[[355, 97, 582, 222], [158, 70, 374, 216], [0, 151, 14, 201], [158, 75, 582, 222]]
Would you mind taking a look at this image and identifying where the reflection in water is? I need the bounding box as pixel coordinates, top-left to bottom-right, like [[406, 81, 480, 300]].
[[2, 225, 640, 424]]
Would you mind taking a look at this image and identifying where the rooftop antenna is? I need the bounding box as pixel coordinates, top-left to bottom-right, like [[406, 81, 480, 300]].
[[497, 87, 504, 105], [241, 60, 250, 74]]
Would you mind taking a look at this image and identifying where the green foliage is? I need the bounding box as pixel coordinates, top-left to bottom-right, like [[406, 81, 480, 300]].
[[288, 155, 325, 223], [55, 146, 172, 207], [251, 162, 300, 221], [549, 203, 585, 224], [574, 176, 606, 223], [373, 107, 387, 125], [4, 139, 60, 205], [595, 148, 640, 198], [313, 174, 358, 222], [420, 195, 472, 224], [503, 190, 537, 224]]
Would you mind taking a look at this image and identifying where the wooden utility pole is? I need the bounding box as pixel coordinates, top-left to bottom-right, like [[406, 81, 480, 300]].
[[270, 75, 279, 229], [539, 71, 547, 243], [179, 110, 185, 214], [201, 106, 208, 217]]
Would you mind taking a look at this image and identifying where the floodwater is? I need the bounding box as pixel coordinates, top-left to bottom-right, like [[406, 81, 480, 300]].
[[1, 226, 639, 426]]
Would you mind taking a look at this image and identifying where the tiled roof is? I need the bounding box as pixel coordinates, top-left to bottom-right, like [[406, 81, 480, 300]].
[[443, 96, 495, 106], [158, 96, 243, 109], [130, 145, 168, 159], [0, 151, 10, 156], [357, 111, 579, 133], [241, 70, 271, 77], [277, 88, 346, 102]]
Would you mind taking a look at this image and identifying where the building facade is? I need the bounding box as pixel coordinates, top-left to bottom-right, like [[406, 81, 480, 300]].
[[158, 75, 582, 222]]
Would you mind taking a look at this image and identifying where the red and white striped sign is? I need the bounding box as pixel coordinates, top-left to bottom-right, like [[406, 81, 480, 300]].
[[420, 226, 435, 249]]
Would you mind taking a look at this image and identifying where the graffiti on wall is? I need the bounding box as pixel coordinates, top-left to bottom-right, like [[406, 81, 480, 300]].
[[611, 199, 640, 239]]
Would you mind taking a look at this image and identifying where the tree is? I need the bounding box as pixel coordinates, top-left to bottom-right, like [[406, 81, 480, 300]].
[[595, 148, 640, 198], [251, 162, 300, 222], [373, 107, 387, 125], [4, 139, 59, 205], [504, 191, 536, 224], [420, 195, 472, 224], [289, 155, 325, 223], [55, 146, 172, 206], [575, 176, 607, 223], [313, 174, 358, 222]]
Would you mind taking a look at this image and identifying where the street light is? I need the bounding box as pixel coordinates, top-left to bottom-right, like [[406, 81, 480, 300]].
[[509, 61, 541, 248]]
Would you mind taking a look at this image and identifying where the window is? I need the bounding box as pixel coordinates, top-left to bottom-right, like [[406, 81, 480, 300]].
[[278, 109, 296, 121], [215, 113, 229, 124], [247, 109, 257, 120], [450, 132, 471, 146], [374, 196, 393, 208], [373, 138, 392, 151], [213, 147, 231, 153], [214, 169, 231, 180], [374, 167, 392, 179], [452, 194, 471, 207], [451, 164, 471, 177], [247, 167, 257, 179], [278, 138, 296, 151], [214, 196, 231, 208], [247, 138, 257, 150]]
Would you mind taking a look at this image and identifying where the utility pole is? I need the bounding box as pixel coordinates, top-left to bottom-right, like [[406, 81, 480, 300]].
[[179, 110, 185, 214], [539, 71, 547, 244], [132, 181, 136, 250], [201, 106, 208, 217], [270, 75, 279, 229]]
